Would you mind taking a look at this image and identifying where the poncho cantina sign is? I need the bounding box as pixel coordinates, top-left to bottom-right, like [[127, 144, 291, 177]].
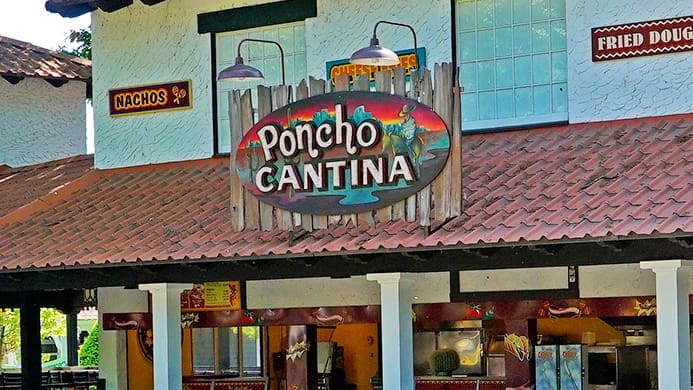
[[236, 91, 450, 215]]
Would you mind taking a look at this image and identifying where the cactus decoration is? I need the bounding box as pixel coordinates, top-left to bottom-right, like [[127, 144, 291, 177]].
[[429, 348, 460, 376]]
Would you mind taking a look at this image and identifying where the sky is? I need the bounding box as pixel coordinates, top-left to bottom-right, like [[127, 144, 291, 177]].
[[0, 0, 94, 153], [0, 0, 90, 50]]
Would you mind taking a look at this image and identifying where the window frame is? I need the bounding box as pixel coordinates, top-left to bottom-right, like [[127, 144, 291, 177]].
[[453, 0, 569, 132], [197, 0, 317, 156], [191, 326, 263, 377]]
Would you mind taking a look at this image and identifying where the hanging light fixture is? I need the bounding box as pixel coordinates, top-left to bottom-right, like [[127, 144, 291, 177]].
[[349, 20, 419, 71], [217, 38, 286, 85]]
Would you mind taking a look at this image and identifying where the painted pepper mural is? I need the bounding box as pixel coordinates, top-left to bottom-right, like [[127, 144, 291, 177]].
[[235, 91, 450, 215]]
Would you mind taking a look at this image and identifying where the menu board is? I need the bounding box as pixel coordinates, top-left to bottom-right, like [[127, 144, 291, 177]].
[[180, 281, 241, 311]]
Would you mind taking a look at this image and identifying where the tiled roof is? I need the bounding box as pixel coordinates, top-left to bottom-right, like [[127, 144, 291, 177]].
[[45, 0, 167, 17], [0, 114, 690, 271], [0, 36, 91, 81], [0, 155, 94, 219]]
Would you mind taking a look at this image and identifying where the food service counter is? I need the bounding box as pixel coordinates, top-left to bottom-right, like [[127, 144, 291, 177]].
[[415, 376, 505, 390], [182, 376, 268, 390]]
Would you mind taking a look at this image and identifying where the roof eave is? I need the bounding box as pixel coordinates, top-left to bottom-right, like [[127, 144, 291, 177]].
[[45, 0, 168, 18], [45, 1, 96, 18]]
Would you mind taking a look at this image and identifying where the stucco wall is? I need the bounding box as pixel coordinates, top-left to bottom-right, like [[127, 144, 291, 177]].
[[455, 264, 693, 297], [305, 0, 452, 79], [581, 263, 693, 297], [93, 1, 215, 169], [567, 0, 693, 123], [458, 267, 568, 292], [247, 272, 450, 308], [93, 0, 692, 169], [91, 0, 452, 169], [0, 77, 86, 167], [580, 264, 656, 297]]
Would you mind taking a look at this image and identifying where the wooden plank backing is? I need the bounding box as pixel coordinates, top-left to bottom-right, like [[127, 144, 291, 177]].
[[308, 77, 329, 229], [450, 66, 463, 217], [331, 73, 352, 226], [295, 79, 314, 232], [432, 63, 453, 221], [272, 84, 294, 231], [227, 63, 461, 233], [409, 66, 420, 98], [391, 67, 407, 222], [228, 90, 245, 231], [352, 74, 376, 228], [373, 70, 393, 224], [257, 85, 274, 231], [418, 68, 433, 227], [239, 89, 260, 230]]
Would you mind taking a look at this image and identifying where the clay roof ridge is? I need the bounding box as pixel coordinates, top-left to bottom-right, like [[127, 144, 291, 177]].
[[96, 156, 229, 175], [0, 35, 91, 66], [0, 35, 91, 81], [0, 154, 93, 175], [0, 169, 98, 228]]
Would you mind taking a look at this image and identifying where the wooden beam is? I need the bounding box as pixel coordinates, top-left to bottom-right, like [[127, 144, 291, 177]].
[[0, 238, 689, 292]]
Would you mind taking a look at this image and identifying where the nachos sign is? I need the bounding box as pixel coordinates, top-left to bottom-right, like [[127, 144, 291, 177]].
[[235, 92, 450, 215]]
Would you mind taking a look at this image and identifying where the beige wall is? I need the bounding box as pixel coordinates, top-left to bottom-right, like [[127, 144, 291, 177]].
[[458, 267, 569, 292], [247, 272, 450, 309]]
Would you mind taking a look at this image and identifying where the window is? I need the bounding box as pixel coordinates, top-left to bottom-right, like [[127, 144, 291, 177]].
[[192, 326, 262, 376], [216, 22, 307, 154], [456, 0, 567, 130]]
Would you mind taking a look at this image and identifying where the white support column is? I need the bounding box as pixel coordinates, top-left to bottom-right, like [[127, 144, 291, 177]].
[[640, 260, 692, 390], [139, 283, 191, 390], [99, 287, 150, 390], [367, 273, 415, 390]]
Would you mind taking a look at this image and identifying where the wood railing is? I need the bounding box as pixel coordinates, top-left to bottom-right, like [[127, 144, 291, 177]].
[[0, 370, 104, 389]]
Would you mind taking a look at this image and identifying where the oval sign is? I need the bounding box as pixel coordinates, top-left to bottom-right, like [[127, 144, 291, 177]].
[[236, 91, 450, 215]]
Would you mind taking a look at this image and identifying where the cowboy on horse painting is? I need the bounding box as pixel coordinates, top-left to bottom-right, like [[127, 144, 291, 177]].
[[382, 103, 425, 175]]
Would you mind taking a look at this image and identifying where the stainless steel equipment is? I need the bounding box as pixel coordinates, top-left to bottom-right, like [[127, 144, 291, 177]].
[[586, 345, 651, 390], [413, 326, 484, 376]]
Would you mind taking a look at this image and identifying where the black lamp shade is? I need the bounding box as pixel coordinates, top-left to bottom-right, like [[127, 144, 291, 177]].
[[349, 37, 400, 66], [217, 56, 264, 81]]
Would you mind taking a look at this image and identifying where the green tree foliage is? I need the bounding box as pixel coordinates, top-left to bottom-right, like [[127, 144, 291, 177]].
[[79, 322, 99, 367], [40, 308, 67, 340], [0, 308, 66, 366], [0, 309, 20, 366], [59, 27, 92, 60]]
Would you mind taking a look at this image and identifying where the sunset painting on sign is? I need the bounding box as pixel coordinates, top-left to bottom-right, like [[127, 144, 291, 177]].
[[235, 91, 450, 215]]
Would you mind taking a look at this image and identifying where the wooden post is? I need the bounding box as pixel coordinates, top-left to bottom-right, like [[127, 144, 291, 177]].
[[285, 325, 318, 390], [504, 319, 536, 389], [67, 312, 79, 366], [20, 302, 42, 390]]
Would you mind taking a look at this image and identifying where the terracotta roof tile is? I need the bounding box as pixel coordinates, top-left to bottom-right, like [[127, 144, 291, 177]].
[[0, 36, 90, 81], [1, 114, 692, 271], [0, 155, 94, 219]]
